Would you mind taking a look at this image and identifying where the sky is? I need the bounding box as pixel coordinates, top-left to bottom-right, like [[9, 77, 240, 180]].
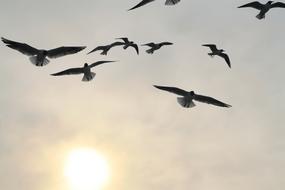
[[0, 0, 285, 190]]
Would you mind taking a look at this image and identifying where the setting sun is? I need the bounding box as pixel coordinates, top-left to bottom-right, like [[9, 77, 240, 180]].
[[64, 148, 110, 190]]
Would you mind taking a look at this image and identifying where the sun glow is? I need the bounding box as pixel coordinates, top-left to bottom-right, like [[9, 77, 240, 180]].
[[64, 148, 110, 190]]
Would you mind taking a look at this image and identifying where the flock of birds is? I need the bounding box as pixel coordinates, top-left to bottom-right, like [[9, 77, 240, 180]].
[[2, 1, 285, 109]]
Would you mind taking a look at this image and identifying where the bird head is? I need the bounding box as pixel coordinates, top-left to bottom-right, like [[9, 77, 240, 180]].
[[221, 49, 225, 52], [189, 91, 195, 96], [268, 1, 274, 4], [84, 63, 89, 67]]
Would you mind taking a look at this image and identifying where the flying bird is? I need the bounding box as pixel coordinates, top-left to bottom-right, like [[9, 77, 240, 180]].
[[238, 1, 285, 19], [128, 0, 181, 11], [154, 85, 231, 108], [202, 44, 231, 68], [87, 42, 124, 55], [1, 37, 86, 66], [51, 61, 116, 82], [142, 42, 173, 54], [116, 38, 139, 55]]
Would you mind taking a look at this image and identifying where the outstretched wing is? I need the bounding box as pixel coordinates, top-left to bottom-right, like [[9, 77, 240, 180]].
[[165, 0, 181, 6], [130, 43, 139, 55], [87, 46, 107, 55], [47, 46, 86, 58], [110, 41, 125, 47], [1, 37, 39, 56], [51, 67, 84, 76], [219, 53, 231, 68], [153, 85, 188, 96], [116, 38, 129, 43], [194, 94, 232, 108], [141, 42, 156, 47], [238, 1, 264, 10], [271, 2, 285, 8], [89, 61, 116, 68], [159, 42, 173, 46], [128, 0, 155, 11], [202, 44, 218, 52]]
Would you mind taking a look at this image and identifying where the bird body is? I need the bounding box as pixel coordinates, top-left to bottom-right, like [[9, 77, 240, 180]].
[[116, 38, 139, 55], [154, 85, 231, 108], [51, 61, 115, 82], [202, 44, 231, 68], [1, 37, 86, 66], [142, 42, 173, 54], [238, 1, 285, 19]]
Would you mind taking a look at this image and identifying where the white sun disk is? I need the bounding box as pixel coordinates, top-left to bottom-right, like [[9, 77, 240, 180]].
[[64, 148, 110, 190]]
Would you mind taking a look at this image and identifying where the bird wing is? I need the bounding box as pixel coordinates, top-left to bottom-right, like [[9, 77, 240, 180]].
[[128, 0, 155, 11], [47, 46, 86, 58], [51, 68, 84, 76], [194, 94, 232, 108], [130, 43, 139, 55], [89, 61, 116, 68], [159, 42, 173, 46], [202, 44, 218, 52], [165, 0, 181, 5], [271, 2, 285, 8], [110, 41, 125, 47], [1, 37, 39, 56], [116, 38, 129, 43], [238, 1, 264, 10], [141, 43, 156, 47], [153, 85, 188, 96], [87, 46, 106, 55], [219, 53, 231, 68]]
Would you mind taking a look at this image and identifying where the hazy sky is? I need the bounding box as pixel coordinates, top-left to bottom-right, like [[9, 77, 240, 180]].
[[0, 0, 285, 190]]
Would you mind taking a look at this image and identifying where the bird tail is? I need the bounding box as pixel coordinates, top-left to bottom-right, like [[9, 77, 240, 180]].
[[256, 13, 265, 20], [29, 56, 49, 66], [82, 72, 96, 82], [177, 97, 196, 108], [208, 53, 215, 57], [146, 49, 154, 54], [165, 0, 181, 5]]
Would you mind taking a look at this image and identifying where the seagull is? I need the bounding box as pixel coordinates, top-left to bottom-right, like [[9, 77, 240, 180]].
[[202, 44, 231, 68], [128, 0, 181, 11], [238, 1, 285, 19], [154, 85, 232, 108], [116, 38, 139, 55], [50, 61, 116, 82], [1, 37, 86, 66], [87, 42, 124, 55], [142, 42, 173, 54]]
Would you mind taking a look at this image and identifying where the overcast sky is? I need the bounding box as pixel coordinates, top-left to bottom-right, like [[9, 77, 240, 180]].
[[0, 0, 285, 190]]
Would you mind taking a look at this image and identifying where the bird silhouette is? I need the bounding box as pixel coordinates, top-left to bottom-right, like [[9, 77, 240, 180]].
[[154, 85, 232, 108], [2, 37, 86, 66], [128, 0, 181, 11], [51, 61, 116, 82], [142, 42, 173, 54], [87, 42, 124, 55], [116, 38, 139, 55], [238, 1, 285, 19], [202, 44, 231, 68]]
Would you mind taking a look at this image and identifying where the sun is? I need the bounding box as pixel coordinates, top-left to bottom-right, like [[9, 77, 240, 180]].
[[64, 148, 110, 190]]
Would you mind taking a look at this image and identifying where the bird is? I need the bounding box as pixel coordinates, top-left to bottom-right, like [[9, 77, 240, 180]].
[[141, 42, 173, 54], [128, 0, 181, 11], [116, 38, 139, 55], [50, 61, 116, 82], [154, 85, 232, 108], [1, 37, 86, 66], [202, 44, 231, 68], [238, 1, 285, 19], [87, 42, 124, 55]]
